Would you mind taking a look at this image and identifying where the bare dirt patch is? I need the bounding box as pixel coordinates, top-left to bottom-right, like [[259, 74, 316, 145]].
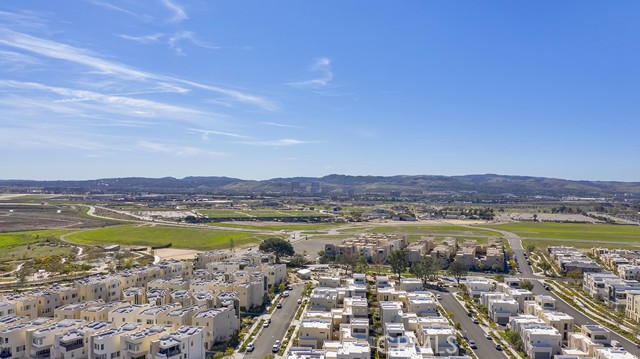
[[154, 248, 202, 261]]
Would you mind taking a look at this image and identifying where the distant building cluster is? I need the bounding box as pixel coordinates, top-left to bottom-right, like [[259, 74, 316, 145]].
[[0, 251, 288, 358], [547, 246, 602, 274], [325, 235, 506, 271]]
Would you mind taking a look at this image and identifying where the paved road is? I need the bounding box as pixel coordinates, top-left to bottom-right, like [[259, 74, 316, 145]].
[[437, 288, 507, 359], [472, 225, 640, 356], [244, 284, 303, 359]]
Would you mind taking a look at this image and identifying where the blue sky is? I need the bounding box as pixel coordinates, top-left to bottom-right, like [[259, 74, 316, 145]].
[[1, 1, 639, 181]]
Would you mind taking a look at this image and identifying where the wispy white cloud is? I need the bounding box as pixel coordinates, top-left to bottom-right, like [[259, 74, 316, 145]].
[[0, 9, 49, 31], [118, 33, 164, 44], [161, 0, 188, 23], [119, 31, 217, 55], [88, 1, 151, 21], [237, 139, 307, 146], [260, 121, 306, 129], [187, 128, 248, 139], [287, 57, 333, 89], [137, 140, 224, 157], [0, 80, 206, 121], [0, 29, 275, 110]]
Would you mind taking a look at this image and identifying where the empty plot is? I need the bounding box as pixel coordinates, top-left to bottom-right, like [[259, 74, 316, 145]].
[[486, 222, 640, 242]]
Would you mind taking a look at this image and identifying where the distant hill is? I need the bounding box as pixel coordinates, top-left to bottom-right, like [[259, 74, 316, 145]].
[[1, 174, 640, 198]]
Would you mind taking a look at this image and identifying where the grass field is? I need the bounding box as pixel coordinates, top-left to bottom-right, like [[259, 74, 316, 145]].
[[486, 222, 640, 242], [0, 229, 75, 248], [368, 224, 500, 243], [522, 239, 640, 250], [65, 224, 281, 250], [208, 222, 337, 231], [198, 209, 330, 219]]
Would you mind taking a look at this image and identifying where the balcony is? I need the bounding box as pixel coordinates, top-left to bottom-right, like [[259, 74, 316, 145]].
[[156, 346, 181, 358], [59, 339, 84, 352], [0, 349, 12, 359]]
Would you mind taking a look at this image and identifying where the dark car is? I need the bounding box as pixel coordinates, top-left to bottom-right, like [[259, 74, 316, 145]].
[[276, 302, 283, 309], [468, 340, 477, 349], [472, 317, 479, 324], [495, 344, 502, 350]]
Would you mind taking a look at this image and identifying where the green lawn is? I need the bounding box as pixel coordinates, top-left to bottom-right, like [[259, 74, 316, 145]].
[[198, 209, 330, 219], [65, 225, 280, 250], [368, 224, 499, 243], [522, 239, 640, 250], [0, 229, 75, 248], [485, 222, 640, 242], [208, 222, 337, 231]]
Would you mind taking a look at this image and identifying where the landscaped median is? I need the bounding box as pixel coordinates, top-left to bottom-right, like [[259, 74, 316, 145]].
[[239, 318, 264, 352]]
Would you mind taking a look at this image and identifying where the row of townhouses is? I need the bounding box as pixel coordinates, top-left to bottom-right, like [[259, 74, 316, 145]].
[[0, 250, 288, 358], [466, 274, 638, 359], [325, 234, 505, 271]]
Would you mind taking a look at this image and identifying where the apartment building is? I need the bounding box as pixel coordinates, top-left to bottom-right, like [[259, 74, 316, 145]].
[[234, 281, 264, 311], [380, 302, 403, 324], [399, 278, 423, 292], [524, 295, 556, 317], [343, 296, 368, 318], [0, 316, 28, 327], [80, 302, 129, 322], [488, 298, 519, 325], [150, 326, 205, 359], [169, 290, 193, 307], [0, 301, 16, 318], [339, 318, 369, 342], [89, 322, 144, 359], [625, 290, 640, 322], [465, 277, 493, 299], [25, 290, 59, 318], [318, 276, 341, 288], [310, 288, 340, 311], [146, 289, 171, 306], [163, 306, 203, 327], [191, 307, 239, 349], [1, 294, 38, 320], [298, 319, 333, 348], [509, 289, 535, 312], [138, 304, 181, 326], [509, 315, 545, 334], [540, 311, 574, 342], [120, 325, 173, 359], [76, 276, 121, 302], [26, 319, 86, 359], [193, 250, 235, 269], [51, 321, 112, 359], [417, 324, 458, 356], [404, 239, 433, 265], [108, 305, 150, 325], [584, 273, 620, 300], [548, 246, 602, 274], [55, 300, 105, 320], [521, 324, 562, 359], [324, 234, 407, 263], [405, 295, 437, 317], [564, 325, 611, 357], [0, 318, 55, 359], [122, 287, 146, 305], [47, 285, 79, 307], [191, 292, 215, 309], [618, 265, 640, 281]]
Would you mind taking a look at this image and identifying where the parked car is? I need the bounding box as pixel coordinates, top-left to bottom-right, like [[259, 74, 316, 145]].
[[246, 343, 255, 352], [272, 344, 279, 353], [436, 294, 442, 300], [495, 344, 502, 350], [468, 340, 477, 349], [485, 333, 493, 340], [287, 285, 293, 290], [297, 298, 302, 304], [472, 317, 479, 324], [276, 302, 283, 309], [263, 320, 270, 328], [283, 291, 289, 297]]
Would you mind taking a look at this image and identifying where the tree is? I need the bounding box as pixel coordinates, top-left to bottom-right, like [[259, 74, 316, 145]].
[[520, 279, 534, 291], [355, 256, 370, 274], [259, 238, 294, 263], [410, 256, 439, 289], [388, 249, 407, 281], [229, 238, 235, 252], [539, 261, 552, 276], [340, 252, 360, 275], [288, 253, 308, 268], [567, 270, 583, 286], [532, 214, 538, 222], [525, 244, 536, 254], [448, 260, 468, 284]]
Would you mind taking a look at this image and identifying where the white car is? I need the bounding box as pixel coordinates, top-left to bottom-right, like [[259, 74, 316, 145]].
[[436, 294, 442, 300], [283, 291, 289, 297]]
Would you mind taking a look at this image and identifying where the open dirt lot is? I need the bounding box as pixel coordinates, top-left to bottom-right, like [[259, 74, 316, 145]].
[[154, 248, 202, 261]]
